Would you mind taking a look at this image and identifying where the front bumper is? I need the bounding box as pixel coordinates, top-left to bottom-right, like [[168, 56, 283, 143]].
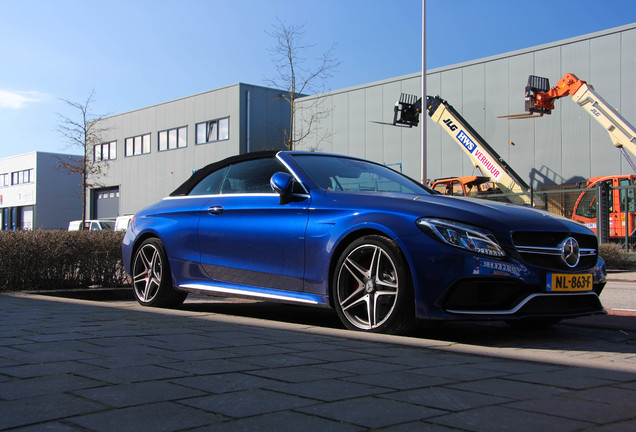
[[443, 280, 604, 318], [410, 247, 607, 320]]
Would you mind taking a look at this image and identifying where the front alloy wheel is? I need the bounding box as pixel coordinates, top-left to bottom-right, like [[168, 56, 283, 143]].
[[333, 235, 414, 334], [132, 238, 187, 307]]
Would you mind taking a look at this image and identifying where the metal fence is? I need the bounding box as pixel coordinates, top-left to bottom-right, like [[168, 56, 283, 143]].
[[473, 184, 636, 250]]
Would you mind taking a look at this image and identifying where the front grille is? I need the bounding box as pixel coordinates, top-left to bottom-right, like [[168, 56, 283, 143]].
[[512, 232, 597, 249], [512, 231, 598, 271]]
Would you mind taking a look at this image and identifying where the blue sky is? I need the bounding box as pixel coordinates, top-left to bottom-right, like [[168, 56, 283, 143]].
[[1, 0, 635, 159]]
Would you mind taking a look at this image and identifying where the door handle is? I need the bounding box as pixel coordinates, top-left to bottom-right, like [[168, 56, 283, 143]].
[[207, 206, 224, 215]]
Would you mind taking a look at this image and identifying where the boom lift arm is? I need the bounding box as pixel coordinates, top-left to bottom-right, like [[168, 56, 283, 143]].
[[524, 73, 636, 172], [395, 94, 533, 204]]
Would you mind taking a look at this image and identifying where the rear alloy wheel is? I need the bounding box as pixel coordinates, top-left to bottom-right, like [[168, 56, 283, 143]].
[[333, 235, 414, 334], [132, 238, 187, 307]]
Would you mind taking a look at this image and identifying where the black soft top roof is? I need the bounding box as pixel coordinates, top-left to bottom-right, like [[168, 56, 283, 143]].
[[169, 151, 279, 196]]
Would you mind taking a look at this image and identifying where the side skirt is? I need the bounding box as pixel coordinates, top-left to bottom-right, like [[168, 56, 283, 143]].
[[179, 283, 329, 306]]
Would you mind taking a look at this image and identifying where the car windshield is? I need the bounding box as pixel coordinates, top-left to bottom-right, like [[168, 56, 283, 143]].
[[291, 154, 429, 194]]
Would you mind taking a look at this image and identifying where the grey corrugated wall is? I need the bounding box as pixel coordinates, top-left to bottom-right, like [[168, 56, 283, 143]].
[[296, 22, 636, 187]]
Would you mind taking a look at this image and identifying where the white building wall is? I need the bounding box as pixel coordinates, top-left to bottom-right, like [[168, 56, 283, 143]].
[[0, 152, 81, 230], [0, 152, 37, 209]]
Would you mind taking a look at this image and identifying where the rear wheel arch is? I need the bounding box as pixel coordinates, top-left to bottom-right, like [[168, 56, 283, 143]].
[[130, 236, 187, 308], [130, 232, 163, 269]]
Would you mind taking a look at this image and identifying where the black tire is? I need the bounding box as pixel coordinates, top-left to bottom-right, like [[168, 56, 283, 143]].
[[132, 238, 187, 308], [332, 235, 415, 334]]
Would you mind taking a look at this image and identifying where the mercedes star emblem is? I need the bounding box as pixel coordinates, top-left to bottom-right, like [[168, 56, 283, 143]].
[[560, 237, 580, 268]]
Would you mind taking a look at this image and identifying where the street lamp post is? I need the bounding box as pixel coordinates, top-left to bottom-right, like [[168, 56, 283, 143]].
[[421, 0, 426, 184]]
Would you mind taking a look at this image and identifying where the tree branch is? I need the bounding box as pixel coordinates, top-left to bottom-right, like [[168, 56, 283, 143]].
[[56, 89, 110, 228], [265, 18, 340, 150]]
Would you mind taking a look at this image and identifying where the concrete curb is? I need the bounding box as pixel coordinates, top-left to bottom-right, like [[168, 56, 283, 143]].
[[25, 287, 636, 334]]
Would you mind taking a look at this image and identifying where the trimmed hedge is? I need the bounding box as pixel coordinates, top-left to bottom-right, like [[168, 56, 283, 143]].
[[599, 243, 636, 270], [0, 230, 129, 292], [2, 230, 632, 292]]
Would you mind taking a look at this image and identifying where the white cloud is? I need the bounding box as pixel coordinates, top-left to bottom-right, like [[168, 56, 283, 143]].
[[0, 90, 44, 109]]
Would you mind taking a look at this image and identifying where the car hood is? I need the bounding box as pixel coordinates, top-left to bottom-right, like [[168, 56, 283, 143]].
[[324, 191, 591, 240]]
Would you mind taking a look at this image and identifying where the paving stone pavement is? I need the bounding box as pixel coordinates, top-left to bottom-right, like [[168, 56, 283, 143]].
[[1, 292, 636, 432]]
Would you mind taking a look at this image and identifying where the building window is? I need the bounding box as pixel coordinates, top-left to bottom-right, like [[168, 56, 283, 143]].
[[0, 173, 9, 187], [158, 126, 187, 151], [125, 133, 151, 157], [97, 190, 119, 199], [95, 141, 117, 161], [196, 117, 229, 144], [11, 169, 34, 185]]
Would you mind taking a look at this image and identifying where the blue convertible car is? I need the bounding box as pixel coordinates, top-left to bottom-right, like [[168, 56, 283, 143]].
[[122, 151, 606, 334]]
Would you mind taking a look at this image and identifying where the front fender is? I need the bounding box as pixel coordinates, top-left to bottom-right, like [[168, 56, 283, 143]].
[[302, 207, 420, 297]]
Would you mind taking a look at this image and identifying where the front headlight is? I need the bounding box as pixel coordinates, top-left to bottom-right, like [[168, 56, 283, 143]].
[[416, 218, 506, 258]]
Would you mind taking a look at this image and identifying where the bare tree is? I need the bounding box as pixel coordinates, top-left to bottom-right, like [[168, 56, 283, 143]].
[[265, 19, 340, 150], [57, 89, 109, 229]]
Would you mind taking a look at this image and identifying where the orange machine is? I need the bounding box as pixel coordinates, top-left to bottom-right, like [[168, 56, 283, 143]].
[[572, 175, 636, 241], [521, 73, 636, 172]]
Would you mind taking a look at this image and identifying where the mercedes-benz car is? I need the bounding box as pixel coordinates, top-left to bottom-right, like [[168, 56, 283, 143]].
[[122, 151, 606, 334]]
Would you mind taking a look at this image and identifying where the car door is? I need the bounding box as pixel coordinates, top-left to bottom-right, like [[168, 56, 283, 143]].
[[197, 157, 309, 291]]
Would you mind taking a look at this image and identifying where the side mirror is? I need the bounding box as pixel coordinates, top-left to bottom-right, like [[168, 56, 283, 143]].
[[270, 172, 294, 204]]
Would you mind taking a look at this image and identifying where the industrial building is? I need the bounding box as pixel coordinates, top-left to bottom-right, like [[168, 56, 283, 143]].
[[0, 152, 81, 230], [71, 21, 636, 219], [294, 22, 636, 187], [90, 83, 290, 218]]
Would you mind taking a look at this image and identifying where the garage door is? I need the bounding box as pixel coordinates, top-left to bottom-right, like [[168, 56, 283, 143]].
[[93, 187, 119, 219]]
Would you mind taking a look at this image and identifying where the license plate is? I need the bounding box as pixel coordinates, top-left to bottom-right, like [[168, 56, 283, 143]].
[[547, 274, 593, 291]]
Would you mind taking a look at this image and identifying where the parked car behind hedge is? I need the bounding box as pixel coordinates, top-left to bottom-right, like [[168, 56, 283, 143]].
[[68, 219, 115, 231]]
